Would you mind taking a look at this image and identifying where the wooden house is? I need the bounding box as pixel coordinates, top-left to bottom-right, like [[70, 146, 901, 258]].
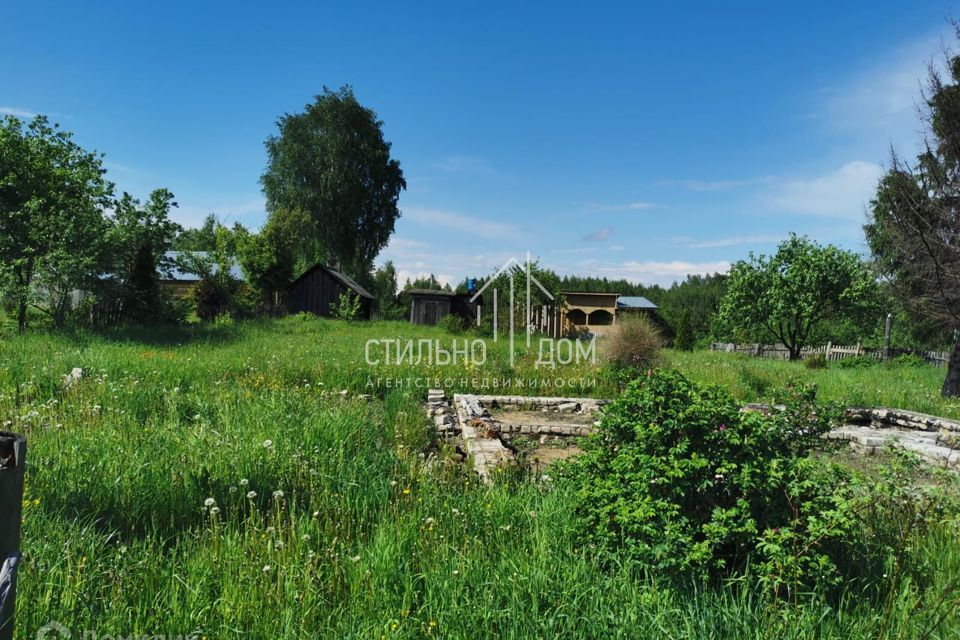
[[408, 290, 480, 326], [286, 264, 374, 319]]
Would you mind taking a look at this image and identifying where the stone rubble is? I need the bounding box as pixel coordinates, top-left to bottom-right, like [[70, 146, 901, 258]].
[[423, 394, 960, 481]]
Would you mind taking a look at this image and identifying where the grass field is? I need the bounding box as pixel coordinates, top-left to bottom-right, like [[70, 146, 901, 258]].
[[3, 317, 960, 639]]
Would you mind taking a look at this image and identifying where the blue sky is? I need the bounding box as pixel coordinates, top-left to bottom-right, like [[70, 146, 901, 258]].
[[2, 1, 955, 286]]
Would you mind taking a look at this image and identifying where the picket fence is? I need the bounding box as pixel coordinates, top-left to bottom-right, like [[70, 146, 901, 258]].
[[710, 342, 951, 367]]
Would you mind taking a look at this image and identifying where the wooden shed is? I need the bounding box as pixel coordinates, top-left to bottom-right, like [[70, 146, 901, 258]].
[[286, 264, 374, 319], [408, 290, 480, 326]]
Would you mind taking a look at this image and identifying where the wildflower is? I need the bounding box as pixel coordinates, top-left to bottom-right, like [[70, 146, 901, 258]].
[[302, 534, 310, 542], [718, 424, 727, 432], [210, 506, 221, 516], [240, 478, 249, 486], [351, 555, 361, 563], [452, 569, 460, 576], [275, 541, 284, 549], [312, 511, 320, 518], [425, 517, 434, 525], [247, 491, 257, 500], [204, 498, 216, 508], [266, 526, 276, 535], [273, 490, 285, 500], [263, 439, 273, 448], [262, 565, 272, 573], [389, 480, 398, 487], [402, 488, 411, 495]]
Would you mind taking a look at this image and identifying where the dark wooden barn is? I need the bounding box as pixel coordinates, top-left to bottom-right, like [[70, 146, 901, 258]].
[[286, 264, 375, 319], [408, 290, 480, 326]]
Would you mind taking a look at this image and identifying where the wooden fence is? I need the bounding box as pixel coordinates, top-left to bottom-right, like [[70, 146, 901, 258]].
[[710, 342, 951, 367]]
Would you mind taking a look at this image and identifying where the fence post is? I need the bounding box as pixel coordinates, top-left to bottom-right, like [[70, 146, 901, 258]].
[[0, 432, 26, 640], [883, 313, 893, 362]]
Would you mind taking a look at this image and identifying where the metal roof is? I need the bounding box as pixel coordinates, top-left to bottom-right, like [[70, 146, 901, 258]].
[[616, 296, 658, 310]]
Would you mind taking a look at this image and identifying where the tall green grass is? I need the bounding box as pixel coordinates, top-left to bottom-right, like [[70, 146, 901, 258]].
[[668, 349, 960, 419], [3, 319, 959, 638]]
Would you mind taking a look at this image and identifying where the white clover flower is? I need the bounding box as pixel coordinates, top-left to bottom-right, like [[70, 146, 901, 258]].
[[204, 498, 216, 508], [210, 506, 221, 515], [247, 491, 257, 500], [263, 439, 273, 448], [273, 490, 285, 500], [302, 534, 310, 542], [275, 541, 284, 549], [262, 565, 272, 573], [425, 517, 434, 525], [240, 478, 249, 486], [351, 555, 361, 563]]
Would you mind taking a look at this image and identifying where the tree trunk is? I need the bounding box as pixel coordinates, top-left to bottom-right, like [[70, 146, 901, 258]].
[[788, 345, 803, 361], [942, 343, 960, 398], [15, 303, 26, 334]]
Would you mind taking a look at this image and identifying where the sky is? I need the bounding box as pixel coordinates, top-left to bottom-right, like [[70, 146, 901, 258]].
[[2, 1, 957, 287]]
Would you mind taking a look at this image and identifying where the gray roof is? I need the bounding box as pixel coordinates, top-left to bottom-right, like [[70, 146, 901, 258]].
[[162, 251, 245, 282], [616, 296, 658, 310], [406, 289, 457, 297], [290, 264, 375, 300]]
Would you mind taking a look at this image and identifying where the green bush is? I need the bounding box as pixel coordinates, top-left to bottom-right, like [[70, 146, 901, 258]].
[[835, 355, 877, 369], [803, 354, 828, 369], [888, 353, 927, 368], [332, 291, 362, 321], [438, 313, 467, 334], [561, 369, 847, 585]]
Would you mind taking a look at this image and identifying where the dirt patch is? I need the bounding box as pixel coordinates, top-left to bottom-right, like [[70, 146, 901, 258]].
[[524, 445, 582, 472], [489, 408, 594, 428]]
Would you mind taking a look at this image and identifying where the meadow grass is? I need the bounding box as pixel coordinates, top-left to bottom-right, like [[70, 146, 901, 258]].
[[668, 349, 960, 420], [3, 318, 960, 638]]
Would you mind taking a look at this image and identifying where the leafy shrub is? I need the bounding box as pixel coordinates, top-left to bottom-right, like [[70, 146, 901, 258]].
[[438, 313, 467, 334], [887, 353, 927, 368], [603, 314, 662, 372], [192, 277, 235, 321], [332, 291, 362, 321], [803, 354, 828, 369], [561, 369, 846, 585], [835, 355, 877, 369]]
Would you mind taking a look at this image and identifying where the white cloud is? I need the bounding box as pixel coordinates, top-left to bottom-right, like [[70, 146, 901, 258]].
[[582, 226, 613, 242], [403, 206, 519, 239], [766, 160, 883, 219], [550, 247, 599, 255], [432, 155, 495, 175], [0, 106, 38, 117], [567, 259, 731, 287], [685, 233, 784, 249], [586, 201, 655, 211], [655, 177, 775, 192], [823, 33, 948, 152]]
